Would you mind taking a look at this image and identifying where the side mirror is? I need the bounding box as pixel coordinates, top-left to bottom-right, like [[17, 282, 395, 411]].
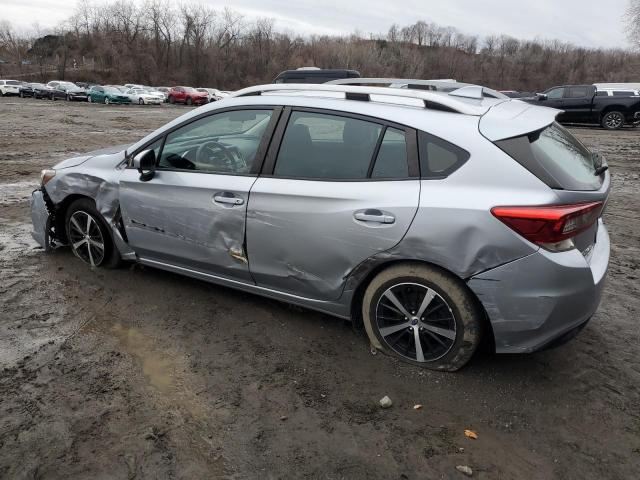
[[536, 93, 548, 101], [133, 149, 156, 182]]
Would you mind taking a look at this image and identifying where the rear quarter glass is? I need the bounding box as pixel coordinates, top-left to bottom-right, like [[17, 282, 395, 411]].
[[495, 122, 602, 191]]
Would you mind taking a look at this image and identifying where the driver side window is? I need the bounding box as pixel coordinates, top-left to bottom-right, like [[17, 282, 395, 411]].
[[546, 88, 564, 99], [157, 109, 274, 174]]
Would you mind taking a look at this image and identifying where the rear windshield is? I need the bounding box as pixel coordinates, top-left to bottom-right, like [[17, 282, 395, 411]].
[[495, 122, 602, 191]]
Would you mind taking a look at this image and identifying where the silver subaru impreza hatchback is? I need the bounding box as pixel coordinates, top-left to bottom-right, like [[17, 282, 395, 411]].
[[31, 83, 610, 370]]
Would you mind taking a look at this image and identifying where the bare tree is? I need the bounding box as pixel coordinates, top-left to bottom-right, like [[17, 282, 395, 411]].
[[627, 0, 640, 49]]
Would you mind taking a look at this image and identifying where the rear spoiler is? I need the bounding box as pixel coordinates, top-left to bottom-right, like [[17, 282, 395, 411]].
[[479, 100, 560, 141]]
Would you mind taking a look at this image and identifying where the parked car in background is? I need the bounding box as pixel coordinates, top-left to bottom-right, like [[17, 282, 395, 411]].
[[124, 83, 144, 90], [525, 84, 640, 129], [87, 85, 132, 104], [273, 67, 361, 84], [44, 81, 87, 101], [500, 90, 536, 99], [0, 79, 21, 96], [167, 86, 208, 105], [19, 83, 37, 98], [30, 83, 51, 99], [196, 88, 230, 102], [125, 87, 163, 105], [155, 87, 171, 101], [143, 86, 168, 101], [31, 82, 611, 371]]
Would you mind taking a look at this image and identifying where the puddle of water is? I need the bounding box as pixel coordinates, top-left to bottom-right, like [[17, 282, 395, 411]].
[[109, 322, 175, 392]]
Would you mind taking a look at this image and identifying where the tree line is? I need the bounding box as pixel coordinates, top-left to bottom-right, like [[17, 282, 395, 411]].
[[0, 0, 639, 92]]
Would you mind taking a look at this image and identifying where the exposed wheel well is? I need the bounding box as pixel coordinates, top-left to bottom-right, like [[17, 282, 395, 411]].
[[600, 105, 627, 117], [51, 194, 95, 244], [349, 259, 495, 352]]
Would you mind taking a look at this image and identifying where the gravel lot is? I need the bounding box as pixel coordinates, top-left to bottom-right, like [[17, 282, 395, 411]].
[[0, 97, 639, 479]]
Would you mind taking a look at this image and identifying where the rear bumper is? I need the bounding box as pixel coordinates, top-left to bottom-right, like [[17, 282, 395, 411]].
[[468, 220, 610, 353]]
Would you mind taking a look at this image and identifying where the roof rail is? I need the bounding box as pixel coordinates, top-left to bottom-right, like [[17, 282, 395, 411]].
[[326, 78, 507, 99], [230, 83, 506, 116]]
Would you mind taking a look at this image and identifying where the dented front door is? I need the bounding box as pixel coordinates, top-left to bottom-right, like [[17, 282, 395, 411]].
[[119, 169, 254, 281]]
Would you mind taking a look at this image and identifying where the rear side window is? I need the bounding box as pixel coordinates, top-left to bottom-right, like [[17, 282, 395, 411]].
[[274, 112, 382, 179], [495, 122, 601, 191], [418, 131, 469, 178], [567, 87, 588, 98]]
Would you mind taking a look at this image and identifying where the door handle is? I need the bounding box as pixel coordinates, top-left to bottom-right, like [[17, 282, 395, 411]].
[[213, 194, 244, 206], [354, 210, 395, 224]]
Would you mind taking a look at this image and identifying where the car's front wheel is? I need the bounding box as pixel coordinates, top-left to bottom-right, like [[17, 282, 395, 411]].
[[362, 263, 483, 371], [65, 199, 120, 268]]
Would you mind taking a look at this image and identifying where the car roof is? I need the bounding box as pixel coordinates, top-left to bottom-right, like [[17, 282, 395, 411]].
[[127, 84, 559, 158]]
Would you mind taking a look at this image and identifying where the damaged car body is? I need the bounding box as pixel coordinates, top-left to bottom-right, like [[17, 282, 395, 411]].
[[31, 82, 611, 370]]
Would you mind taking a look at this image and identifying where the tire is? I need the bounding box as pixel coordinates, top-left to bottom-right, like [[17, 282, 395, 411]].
[[50, 93, 55, 101], [65, 198, 121, 268], [88, 95, 92, 103], [138, 98, 144, 105], [104, 97, 110, 105], [362, 263, 483, 371], [66, 94, 71, 101], [169, 96, 175, 104], [601, 111, 625, 130], [186, 97, 193, 106], [19, 91, 24, 98]]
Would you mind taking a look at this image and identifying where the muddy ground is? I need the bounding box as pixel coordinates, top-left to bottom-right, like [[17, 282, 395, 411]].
[[0, 97, 638, 480]]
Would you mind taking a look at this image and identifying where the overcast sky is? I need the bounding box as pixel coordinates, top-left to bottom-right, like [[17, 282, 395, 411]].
[[3, 0, 632, 49]]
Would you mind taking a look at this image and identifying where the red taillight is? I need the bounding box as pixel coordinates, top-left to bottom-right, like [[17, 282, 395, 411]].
[[491, 202, 603, 247]]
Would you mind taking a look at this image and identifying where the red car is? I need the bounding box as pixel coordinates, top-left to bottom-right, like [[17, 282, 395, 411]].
[[168, 86, 209, 105]]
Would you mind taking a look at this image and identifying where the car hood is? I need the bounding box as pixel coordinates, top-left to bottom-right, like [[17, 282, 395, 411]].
[[53, 144, 130, 170]]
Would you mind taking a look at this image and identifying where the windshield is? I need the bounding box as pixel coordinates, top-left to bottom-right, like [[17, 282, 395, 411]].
[[104, 87, 120, 94]]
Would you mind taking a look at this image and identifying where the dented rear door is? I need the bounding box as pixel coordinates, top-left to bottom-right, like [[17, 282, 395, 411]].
[[245, 108, 420, 301]]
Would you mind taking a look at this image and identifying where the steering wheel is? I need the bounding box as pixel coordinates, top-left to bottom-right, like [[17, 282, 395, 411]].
[[196, 140, 246, 172]]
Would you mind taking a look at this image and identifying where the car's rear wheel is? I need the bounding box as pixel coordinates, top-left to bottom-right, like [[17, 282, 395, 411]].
[[186, 97, 193, 106], [601, 111, 625, 130], [65, 199, 120, 268], [362, 263, 483, 371]]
